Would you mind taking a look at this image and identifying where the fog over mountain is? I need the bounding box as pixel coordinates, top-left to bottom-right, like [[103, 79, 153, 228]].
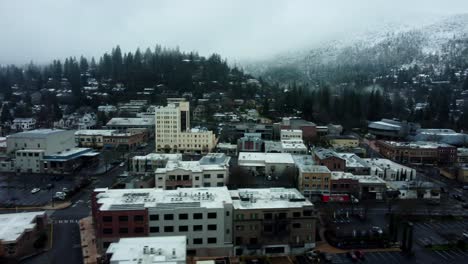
[[1, 0, 468, 65]]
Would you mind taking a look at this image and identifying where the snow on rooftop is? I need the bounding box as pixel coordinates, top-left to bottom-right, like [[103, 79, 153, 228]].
[[95, 187, 232, 211], [238, 152, 295, 166], [230, 188, 313, 210], [363, 158, 413, 171], [337, 153, 368, 168], [106, 117, 155, 126], [75, 129, 117, 136], [331, 171, 386, 184], [107, 236, 186, 264], [382, 141, 453, 148], [132, 153, 182, 161], [0, 211, 45, 243]]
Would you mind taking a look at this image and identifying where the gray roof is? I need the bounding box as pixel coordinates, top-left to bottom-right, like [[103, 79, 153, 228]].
[[7, 129, 67, 139], [313, 148, 343, 160]]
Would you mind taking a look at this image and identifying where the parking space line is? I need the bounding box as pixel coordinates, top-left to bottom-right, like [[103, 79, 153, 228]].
[[383, 251, 400, 263], [438, 250, 454, 259], [434, 251, 448, 260]]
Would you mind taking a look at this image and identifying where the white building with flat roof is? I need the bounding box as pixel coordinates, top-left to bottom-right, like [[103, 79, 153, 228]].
[[155, 153, 230, 189], [93, 187, 233, 256], [363, 158, 416, 181], [7, 129, 97, 174], [106, 236, 186, 264], [155, 99, 216, 154], [238, 152, 295, 178], [130, 153, 183, 175]]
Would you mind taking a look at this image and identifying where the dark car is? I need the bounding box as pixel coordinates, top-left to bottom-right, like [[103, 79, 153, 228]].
[[45, 183, 55, 190]]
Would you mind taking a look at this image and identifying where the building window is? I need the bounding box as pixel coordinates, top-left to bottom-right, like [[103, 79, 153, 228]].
[[203, 174, 210, 179], [150, 214, 159, 221], [193, 225, 203, 231], [150, 227, 159, 233], [118, 216, 128, 222], [250, 237, 258, 245], [195, 176, 200, 181], [263, 225, 273, 232], [193, 238, 203, 245], [179, 225, 188, 232], [102, 216, 113, 222], [293, 212, 301, 218], [179, 213, 188, 220], [278, 213, 287, 219], [207, 237, 217, 244], [216, 182, 224, 187], [164, 214, 174, 220], [293, 223, 301, 229], [208, 224, 217, 231], [134, 227, 144, 233], [303, 210, 313, 216], [134, 215, 144, 221], [217, 174, 224, 179], [193, 213, 203, 219], [119, 228, 128, 234], [235, 237, 243, 245], [264, 213, 272, 220], [164, 226, 174, 232], [207, 212, 217, 219], [250, 213, 258, 219], [236, 225, 244, 231], [102, 228, 113, 234]]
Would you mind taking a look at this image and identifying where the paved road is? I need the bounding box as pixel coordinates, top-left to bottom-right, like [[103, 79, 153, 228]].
[[20, 165, 124, 264]]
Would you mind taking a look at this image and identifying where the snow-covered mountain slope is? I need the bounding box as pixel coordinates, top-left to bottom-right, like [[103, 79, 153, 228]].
[[245, 14, 468, 83]]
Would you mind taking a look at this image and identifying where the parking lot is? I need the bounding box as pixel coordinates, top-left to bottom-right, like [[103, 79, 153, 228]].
[[414, 220, 468, 247], [0, 173, 78, 206]]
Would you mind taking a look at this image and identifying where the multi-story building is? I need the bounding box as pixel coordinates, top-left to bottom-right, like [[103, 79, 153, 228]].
[[7, 129, 98, 174], [376, 140, 457, 165], [336, 153, 371, 175], [238, 152, 295, 178], [106, 117, 155, 137], [231, 188, 316, 255], [106, 236, 186, 264], [294, 155, 331, 196], [368, 119, 420, 139], [363, 158, 416, 181], [0, 212, 48, 259], [313, 148, 346, 171], [274, 118, 316, 142], [11, 118, 36, 131], [155, 153, 230, 189], [75, 130, 117, 149], [330, 172, 387, 200], [226, 123, 273, 140], [92, 187, 234, 256], [326, 135, 359, 149], [237, 133, 263, 152], [155, 98, 216, 154], [457, 148, 468, 165], [129, 153, 182, 175], [281, 140, 308, 155], [280, 129, 303, 141]]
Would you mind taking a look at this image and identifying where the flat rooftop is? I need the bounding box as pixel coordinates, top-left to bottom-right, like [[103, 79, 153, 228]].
[[337, 153, 368, 168], [0, 211, 45, 243], [230, 188, 313, 210], [238, 152, 295, 165], [132, 153, 182, 161], [363, 158, 413, 171], [381, 141, 454, 149], [43, 148, 96, 161], [95, 187, 233, 211], [107, 236, 186, 264], [106, 117, 155, 126], [331, 171, 386, 184], [75, 129, 117, 136], [7, 129, 68, 139]]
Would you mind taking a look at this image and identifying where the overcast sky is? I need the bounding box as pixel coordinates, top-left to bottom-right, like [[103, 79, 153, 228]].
[[1, 0, 468, 65]]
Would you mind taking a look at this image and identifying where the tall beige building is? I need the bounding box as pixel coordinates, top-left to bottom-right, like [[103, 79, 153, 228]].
[[155, 98, 216, 154]]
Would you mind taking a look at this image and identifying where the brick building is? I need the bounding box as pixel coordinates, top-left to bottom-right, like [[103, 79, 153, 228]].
[[376, 141, 457, 165]]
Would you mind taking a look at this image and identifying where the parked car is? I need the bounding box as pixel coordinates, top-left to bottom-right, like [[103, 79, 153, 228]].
[[54, 192, 67, 200], [119, 162, 125, 167], [452, 194, 466, 202], [306, 250, 320, 261], [45, 183, 55, 190], [62, 187, 69, 193], [31, 188, 41, 194]]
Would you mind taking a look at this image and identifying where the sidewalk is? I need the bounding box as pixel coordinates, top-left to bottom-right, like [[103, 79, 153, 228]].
[[79, 216, 100, 264]]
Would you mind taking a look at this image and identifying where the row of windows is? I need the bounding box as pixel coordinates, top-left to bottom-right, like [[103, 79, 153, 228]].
[[16, 152, 40, 157], [102, 227, 144, 234], [304, 184, 329, 188], [236, 211, 308, 220], [304, 176, 329, 181], [102, 215, 144, 222], [149, 224, 217, 233], [149, 212, 217, 221]]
